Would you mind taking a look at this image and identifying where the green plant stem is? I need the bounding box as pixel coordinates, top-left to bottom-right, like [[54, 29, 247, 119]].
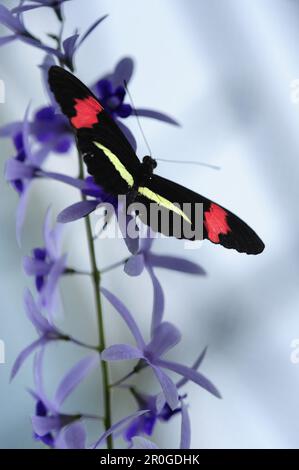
[[78, 156, 113, 449]]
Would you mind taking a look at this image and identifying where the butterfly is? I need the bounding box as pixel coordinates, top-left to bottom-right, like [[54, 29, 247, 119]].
[[48, 66, 265, 255]]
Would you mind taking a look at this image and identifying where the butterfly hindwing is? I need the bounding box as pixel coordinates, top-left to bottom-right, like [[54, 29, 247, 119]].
[[135, 175, 264, 254], [48, 66, 140, 194]]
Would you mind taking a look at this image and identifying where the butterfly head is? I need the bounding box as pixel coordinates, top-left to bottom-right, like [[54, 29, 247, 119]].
[[142, 156, 157, 174]]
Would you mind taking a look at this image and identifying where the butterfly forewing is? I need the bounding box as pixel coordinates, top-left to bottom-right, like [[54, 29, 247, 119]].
[[48, 66, 140, 194]]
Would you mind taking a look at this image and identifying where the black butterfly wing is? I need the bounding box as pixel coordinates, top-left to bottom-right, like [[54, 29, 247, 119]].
[[48, 66, 140, 194], [134, 174, 265, 255]]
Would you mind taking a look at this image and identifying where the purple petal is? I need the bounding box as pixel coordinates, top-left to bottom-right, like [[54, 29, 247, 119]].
[[21, 104, 34, 164], [155, 392, 166, 414], [16, 185, 30, 246], [33, 349, 57, 414], [40, 254, 66, 312], [39, 54, 59, 109], [151, 365, 179, 410], [32, 415, 62, 436], [55, 422, 86, 449], [176, 347, 208, 389], [24, 289, 53, 334], [111, 57, 134, 88], [12, 4, 65, 14], [180, 401, 191, 449], [54, 137, 72, 153], [124, 254, 145, 276], [117, 103, 132, 118], [39, 170, 86, 190], [95, 79, 112, 98], [10, 337, 47, 381], [83, 176, 104, 197], [115, 120, 137, 151], [135, 108, 180, 126], [54, 354, 100, 408], [101, 288, 145, 350], [0, 35, 16, 46], [132, 436, 159, 449], [57, 200, 98, 223], [35, 106, 56, 121], [77, 14, 108, 47], [28, 143, 53, 166], [117, 211, 140, 255], [146, 264, 164, 334], [5, 159, 34, 181], [101, 344, 144, 362], [124, 215, 140, 255], [62, 34, 79, 60], [141, 232, 154, 252], [20, 36, 64, 60], [0, 5, 25, 31], [0, 121, 22, 137], [93, 410, 149, 449], [147, 253, 206, 275], [43, 207, 62, 259], [114, 85, 125, 101], [23, 256, 50, 276], [156, 359, 221, 399], [146, 322, 181, 359]]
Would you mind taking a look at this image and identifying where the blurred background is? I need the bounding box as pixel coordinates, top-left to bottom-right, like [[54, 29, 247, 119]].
[[1, 0, 299, 449]]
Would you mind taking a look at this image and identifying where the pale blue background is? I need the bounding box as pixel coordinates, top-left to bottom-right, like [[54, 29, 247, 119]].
[[1, 0, 299, 448]]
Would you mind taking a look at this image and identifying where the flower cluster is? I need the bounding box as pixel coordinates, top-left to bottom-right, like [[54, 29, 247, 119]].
[[2, 1, 221, 449]]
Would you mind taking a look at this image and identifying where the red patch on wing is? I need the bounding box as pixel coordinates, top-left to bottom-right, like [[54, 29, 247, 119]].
[[71, 96, 103, 129], [204, 203, 231, 243]]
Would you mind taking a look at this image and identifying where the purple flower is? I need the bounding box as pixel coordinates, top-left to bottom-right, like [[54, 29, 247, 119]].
[[0, 4, 34, 47], [61, 14, 108, 71], [1, 107, 73, 156], [12, 1, 71, 22], [31, 106, 73, 153], [93, 57, 180, 126], [101, 288, 221, 411], [30, 349, 100, 446], [124, 388, 182, 441], [0, 4, 65, 57], [4, 120, 45, 244], [23, 209, 66, 314], [131, 399, 190, 449], [96, 79, 132, 119], [11, 289, 73, 379], [55, 410, 149, 449], [57, 176, 115, 224], [91, 58, 179, 150], [57, 177, 139, 254], [0, 5, 108, 70], [124, 233, 206, 332], [123, 346, 207, 441], [4, 108, 86, 243]]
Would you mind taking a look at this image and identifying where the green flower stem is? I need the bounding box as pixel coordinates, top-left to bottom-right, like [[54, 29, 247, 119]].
[[78, 155, 113, 449]]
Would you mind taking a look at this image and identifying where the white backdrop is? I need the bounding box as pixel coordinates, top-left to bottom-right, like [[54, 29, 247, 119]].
[[1, 0, 299, 448]]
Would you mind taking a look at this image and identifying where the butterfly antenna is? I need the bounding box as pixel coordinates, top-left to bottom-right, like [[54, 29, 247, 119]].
[[124, 80, 152, 157], [124, 81, 219, 170], [156, 157, 220, 170]]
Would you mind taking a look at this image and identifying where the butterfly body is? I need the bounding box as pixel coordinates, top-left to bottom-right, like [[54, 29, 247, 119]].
[[134, 156, 157, 188], [48, 66, 265, 255]]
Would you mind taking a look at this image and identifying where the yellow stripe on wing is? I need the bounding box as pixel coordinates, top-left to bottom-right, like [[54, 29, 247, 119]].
[[138, 186, 192, 224], [93, 141, 134, 187]]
